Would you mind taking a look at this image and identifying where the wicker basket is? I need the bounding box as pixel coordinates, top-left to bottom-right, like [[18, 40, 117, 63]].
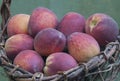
[[0, 0, 120, 81]]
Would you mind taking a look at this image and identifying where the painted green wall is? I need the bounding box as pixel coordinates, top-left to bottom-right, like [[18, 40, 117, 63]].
[[0, 0, 120, 26]]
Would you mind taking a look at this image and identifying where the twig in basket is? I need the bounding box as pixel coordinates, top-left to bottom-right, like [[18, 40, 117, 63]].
[[0, 17, 10, 42], [108, 56, 120, 81], [85, 60, 120, 77], [32, 72, 44, 81], [0, 56, 33, 75], [0, 0, 11, 30], [86, 65, 112, 77]]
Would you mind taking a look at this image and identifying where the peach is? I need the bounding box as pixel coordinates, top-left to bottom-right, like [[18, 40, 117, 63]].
[[67, 32, 100, 63], [14, 50, 44, 73], [7, 14, 30, 37], [5, 34, 34, 60], [43, 52, 78, 76], [28, 7, 58, 37], [85, 13, 119, 46], [34, 28, 66, 56], [57, 12, 85, 37]]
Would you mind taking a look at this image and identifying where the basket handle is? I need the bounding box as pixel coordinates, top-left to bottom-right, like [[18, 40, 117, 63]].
[[0, 0, 11, 42]]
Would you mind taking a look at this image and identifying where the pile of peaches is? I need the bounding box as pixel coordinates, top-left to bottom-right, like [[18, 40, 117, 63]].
[[4, 7, 119, 76]]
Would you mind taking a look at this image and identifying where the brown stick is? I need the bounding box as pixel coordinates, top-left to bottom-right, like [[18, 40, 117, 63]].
[[0, 0, 11, 42]]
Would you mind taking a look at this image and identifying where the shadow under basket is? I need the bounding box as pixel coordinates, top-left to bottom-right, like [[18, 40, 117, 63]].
[[0, 0, 120, 81]]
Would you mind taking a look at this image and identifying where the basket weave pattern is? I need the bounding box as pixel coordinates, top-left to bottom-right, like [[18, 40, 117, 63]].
[[0, 0, 120, 81]]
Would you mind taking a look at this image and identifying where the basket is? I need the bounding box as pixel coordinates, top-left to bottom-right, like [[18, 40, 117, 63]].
[[0, 0, 120, 81]]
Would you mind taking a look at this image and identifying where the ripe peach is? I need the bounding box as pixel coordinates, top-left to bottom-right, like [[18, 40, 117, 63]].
[[67, 32, 100, 63], [85, 13, 119, 46], [7, 14, 30, 37], [34, 28, 66, 56], [28, 7, 58, 37], [14, 50, 44, 73], [5, 34, 34, 60], [43, 52, 78, 76], [57, 12, 85, 37]]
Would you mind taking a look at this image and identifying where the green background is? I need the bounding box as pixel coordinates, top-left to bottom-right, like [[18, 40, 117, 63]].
[[0, 0, 120, 81], [0, 0, 120, 26]]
